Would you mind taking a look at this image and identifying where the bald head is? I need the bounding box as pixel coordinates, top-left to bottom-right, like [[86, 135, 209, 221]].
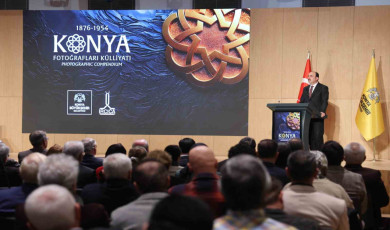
[[188, 146, 217, 175]]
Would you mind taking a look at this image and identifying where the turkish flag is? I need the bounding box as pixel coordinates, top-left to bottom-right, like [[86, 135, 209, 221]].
[[297, 57, 311, 103]]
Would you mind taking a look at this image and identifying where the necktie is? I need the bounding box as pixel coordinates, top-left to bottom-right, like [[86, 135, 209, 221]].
[[309, 86, 313, 98]]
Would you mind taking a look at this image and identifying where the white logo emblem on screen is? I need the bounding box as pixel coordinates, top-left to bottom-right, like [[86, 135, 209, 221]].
[[67, 90, 92, 115], [99, 92, 116, 115]]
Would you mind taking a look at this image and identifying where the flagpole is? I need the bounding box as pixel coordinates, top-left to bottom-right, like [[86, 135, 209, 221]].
[[372, 138, 377, 162], [371, 49, 377, 162]]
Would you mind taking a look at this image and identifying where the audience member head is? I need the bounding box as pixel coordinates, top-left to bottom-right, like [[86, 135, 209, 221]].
[[63, 141, 84, 162], [264, 178, 283, 208], [287, 150, 317, 184], [20, 153, 47, 184], [29, 130, 48, 150], [128, 146, 148, 168], [321, 140, 344, 166], [133, 159, 169, 194], [25, 185, 80, 230], [310, 150, 328, 178], [47, 144, 63, 156], [179, 138, 195, 154], [227, 142, 256, 159], [221, 155, 271, 211], [257, 139, 278, 161], [146, 150, 172, 170], [164, 145, 182, 165], [103, 153, 132, 180], [344, 142, 366, 165], [0, 143, 10, 163], [239, 137, 256, 151], [188, 146, 217, 175], [288, 138, 303, 152], [38, 154, 79, 192], [82, 138, 97, 156], [132, 139, 149, 152], [105, 143, 127, 157], [190, 142, 207, 150], [147, 195, 213, 230], [275, 142, 292, 168]]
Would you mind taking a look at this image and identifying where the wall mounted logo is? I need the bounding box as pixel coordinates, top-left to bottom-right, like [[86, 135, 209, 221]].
[[67, 90, 92, 115], [162, 9, 250, 87], [99, 92, 115, 115]]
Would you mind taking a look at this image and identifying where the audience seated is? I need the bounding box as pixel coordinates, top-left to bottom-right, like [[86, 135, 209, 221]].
[[38, 153, 81, 202], [147, 195, 214, 230], [30, 154, 109, 229], [275, 142, 292, 169], [18, 130, 48, 163], [217, 142, 256, 172], [288, 138, 303, 152], [164, 145, 183, 176], [344, 142, 389, 230], [81, 138, 103, 170], [169, 145, 225, 217], [283, 150, 349, 230], [258, 139, 289, 185], [0, 143, 22, 187], [265, 178, 321, 230], [0, 153, 46, 213], [214, 155, 295, 229], [128, 146, 148, 169], [321, 140, 367, 215], [238, 136, 257, 151], [132, 139, 149, 152], [178, 137, 195, 167], [63, 141, 96, 188], [96, 143, 127, 182], [105, 143, 127, 157], [310, 150, 354, 209], [111, 159, 169, 230], [25, 185, 81, 230], [81, 153, 139, 214], [4, 135, 390, 230], [146, 149, 184, 187], [46, 144, 62, 156]]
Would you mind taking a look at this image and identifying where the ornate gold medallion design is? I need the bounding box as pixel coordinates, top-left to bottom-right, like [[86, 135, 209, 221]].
[[163, 9, 250, 87]]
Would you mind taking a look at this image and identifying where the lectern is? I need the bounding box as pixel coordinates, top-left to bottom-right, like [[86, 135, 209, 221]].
[[267, 103, 313, 150]]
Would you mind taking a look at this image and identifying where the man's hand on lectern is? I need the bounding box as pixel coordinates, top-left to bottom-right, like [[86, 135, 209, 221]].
[[320, 112, 326, 118]]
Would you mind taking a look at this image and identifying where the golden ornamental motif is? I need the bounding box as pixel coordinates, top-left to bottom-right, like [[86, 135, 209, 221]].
[[163, 9, 250, 87]]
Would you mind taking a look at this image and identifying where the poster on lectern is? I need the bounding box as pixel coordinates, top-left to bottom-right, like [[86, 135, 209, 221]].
[[23, 9, 250, 135]]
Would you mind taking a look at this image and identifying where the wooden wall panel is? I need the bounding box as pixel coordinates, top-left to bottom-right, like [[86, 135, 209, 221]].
[[282, 8, 318, 99], [0, 97, 22, 153], [249, 8, 284, 99], [324, 99, 352, 145], [317, 7, 354, 100], [0, 11, 22, 97], [248, 99, 278, 142]]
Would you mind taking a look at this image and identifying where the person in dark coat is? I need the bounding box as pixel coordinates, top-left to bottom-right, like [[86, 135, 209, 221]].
[[18, 130, 48, 163], [344, 142, 389, 230]]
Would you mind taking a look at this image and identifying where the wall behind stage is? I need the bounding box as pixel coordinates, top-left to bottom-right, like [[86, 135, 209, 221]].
[[0, 6, 389, 161]]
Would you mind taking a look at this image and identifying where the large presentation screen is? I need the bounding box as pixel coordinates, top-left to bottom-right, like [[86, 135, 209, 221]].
[[23, 9, 250, 135]]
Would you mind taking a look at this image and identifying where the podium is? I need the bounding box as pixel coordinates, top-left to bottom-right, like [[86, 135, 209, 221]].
[[267, 103, 313, 150]]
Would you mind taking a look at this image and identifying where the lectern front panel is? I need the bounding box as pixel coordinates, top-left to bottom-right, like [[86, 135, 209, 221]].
[[272, 111, 301, 142]]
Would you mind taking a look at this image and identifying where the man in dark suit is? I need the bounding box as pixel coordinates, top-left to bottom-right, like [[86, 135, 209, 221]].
[[81, 138, 103, 170], [258, 139, 289, 185], [300, 72, 329, 150], [63, 141, 96, 188], [18, 130, 48, 163], [344, 142, 389, 230]]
